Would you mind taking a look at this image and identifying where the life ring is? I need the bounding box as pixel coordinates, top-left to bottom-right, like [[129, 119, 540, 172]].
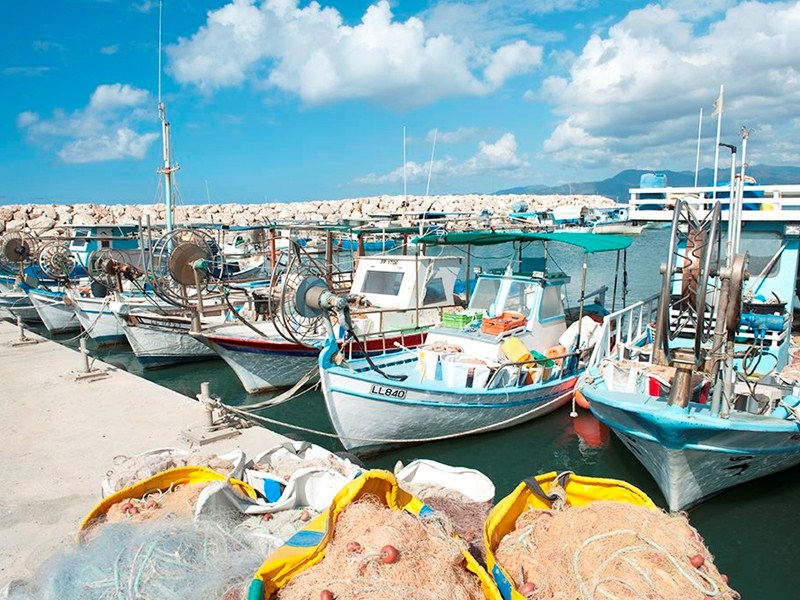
[[574, 389, 590, 410]]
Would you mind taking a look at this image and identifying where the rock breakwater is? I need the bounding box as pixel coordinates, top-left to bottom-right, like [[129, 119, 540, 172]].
[[0, 193, 615, 235]]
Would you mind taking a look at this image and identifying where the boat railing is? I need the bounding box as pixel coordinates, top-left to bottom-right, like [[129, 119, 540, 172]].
[[586, 294, 659, 370], [628, 183, 800, 222], [668, 307, 789, 347]]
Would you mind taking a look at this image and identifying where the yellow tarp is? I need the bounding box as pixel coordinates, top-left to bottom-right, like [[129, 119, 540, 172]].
[[78, 465, 257, 534], [250, 469, 501, 599]]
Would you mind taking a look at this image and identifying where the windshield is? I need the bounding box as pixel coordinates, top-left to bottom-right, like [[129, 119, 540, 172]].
[[469, 278, 500, 311]]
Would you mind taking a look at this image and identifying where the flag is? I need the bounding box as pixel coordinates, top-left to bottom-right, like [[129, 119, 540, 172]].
[[712, 86, 724, 117]]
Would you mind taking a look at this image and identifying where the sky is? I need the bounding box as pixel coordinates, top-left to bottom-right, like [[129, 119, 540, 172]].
[[2, 0, 800, 205]]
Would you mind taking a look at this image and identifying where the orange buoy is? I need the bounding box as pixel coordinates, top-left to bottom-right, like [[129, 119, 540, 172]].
[[545, 344, 566, 367], [574, 389, 590, 410], [572, 411, 610, 448]]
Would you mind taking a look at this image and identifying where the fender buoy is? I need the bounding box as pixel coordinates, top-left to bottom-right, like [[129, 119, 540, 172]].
[[574, 389, 590, 410]]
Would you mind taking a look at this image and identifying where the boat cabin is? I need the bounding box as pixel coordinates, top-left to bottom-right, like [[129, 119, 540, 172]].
[[67, 224, 142, 269], [348, 255, 462, 333], [424, 269, 569, 362]]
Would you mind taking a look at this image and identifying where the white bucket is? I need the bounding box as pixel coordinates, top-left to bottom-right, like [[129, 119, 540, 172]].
[[441, 355, 491, 389], [418, 344, 462, 381], [351, 315, 372, 336]]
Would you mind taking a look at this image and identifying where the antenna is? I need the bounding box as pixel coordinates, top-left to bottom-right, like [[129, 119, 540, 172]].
[[425, 129, 437, 197], [158, 0, 163, 104], [403, 125, 407, 203]]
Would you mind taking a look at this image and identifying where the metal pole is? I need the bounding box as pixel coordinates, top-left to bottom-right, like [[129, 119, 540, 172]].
[[198, 381, 214, 428], [652, 201, 683, 365], [694, 107, 703, 187], [575, 253, 588, 354], [611, 250, 619, 312], [79, 337, 90, 373], [17, 315, 26, 341]]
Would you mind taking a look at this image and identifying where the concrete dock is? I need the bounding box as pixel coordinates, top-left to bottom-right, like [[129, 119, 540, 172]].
[[0, 321, 288, 588]]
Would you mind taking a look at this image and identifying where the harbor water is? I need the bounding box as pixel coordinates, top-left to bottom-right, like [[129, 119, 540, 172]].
[[47, 228, 800, 598]]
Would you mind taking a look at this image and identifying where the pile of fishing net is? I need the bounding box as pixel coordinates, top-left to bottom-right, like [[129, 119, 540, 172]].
[[495, 500, 739, 599], [252, 451, 357, 480], [400, 481, 491, 562], [7, 519, 270, 600], [277, 495, 484, 600], [104, 450, 238, 494], [85, 482, 209, 535]]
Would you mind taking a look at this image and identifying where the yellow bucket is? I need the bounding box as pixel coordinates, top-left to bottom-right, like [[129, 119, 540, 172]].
[[483, 471, 655, 599], [249, 469, 502, 599]]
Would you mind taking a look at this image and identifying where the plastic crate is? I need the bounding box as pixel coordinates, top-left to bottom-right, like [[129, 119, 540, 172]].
[[481, 312, 526, 336], [442, 311, 483, 329]]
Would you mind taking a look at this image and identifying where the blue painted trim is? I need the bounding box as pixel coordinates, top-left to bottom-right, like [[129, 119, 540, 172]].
[[285, 529, 325, 547], [492, 564, 513, 600], [328, 383, 570, 409], [328, 357, 579, 396]]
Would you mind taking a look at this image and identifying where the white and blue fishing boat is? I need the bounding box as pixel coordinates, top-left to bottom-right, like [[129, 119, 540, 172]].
[[312, 230, 631, 452], [26, 225, 143, 334], [579, 139, 800, 511]]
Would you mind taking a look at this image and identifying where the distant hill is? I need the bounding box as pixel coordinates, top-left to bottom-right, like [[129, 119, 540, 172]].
[[497, 165, 800, 201]]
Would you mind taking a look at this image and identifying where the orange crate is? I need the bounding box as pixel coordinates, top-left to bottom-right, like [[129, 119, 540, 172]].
[[481, 312, 527, 336]]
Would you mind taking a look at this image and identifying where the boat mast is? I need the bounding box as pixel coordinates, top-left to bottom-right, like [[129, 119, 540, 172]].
[[157, 0, 177, 234]]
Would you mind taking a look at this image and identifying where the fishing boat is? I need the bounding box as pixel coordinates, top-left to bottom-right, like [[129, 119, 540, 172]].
[[24, 225, 143, 334], [0, 232, 42, 323], [579, 137, 800, 511], [587, 206, 646, 235], [314, 230, 631, 452], [112, 303, 221, 367], [195, 253, 462, 393]]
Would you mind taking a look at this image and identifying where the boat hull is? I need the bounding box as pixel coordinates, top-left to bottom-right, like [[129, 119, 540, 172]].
[[28, 290, 80, 333], [203, 331, 426, 394], [322, 362, 577, 452], [71, 295, 126, 345], [206, 337, 319, 393], [0, 292, 41, 323], [584, 386, 800, 511], [120, 313, 218, 369], [613, 429, 800, 511]]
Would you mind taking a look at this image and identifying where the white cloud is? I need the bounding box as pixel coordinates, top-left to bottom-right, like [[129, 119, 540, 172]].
[[100, 45, 119, 55], [426, 126, 481, 144], [540, 1, 800, 170], [355, 132, 528, 184], [422, 1, 595, 46], [2, 66, 52, 76], [663, 0, 737, 21], [17, 83, 159, 164], [167, 0, 542, 108], [134, 1, 158, 14]]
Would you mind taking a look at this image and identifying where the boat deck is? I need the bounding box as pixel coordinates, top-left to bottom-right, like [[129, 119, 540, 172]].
[[0, 321, 288, 588]]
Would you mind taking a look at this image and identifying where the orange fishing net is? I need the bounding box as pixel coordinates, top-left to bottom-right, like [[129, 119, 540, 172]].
[[277, 495, 484, 600], [85, 482, 207, 539], [495, 501, 739, 599]]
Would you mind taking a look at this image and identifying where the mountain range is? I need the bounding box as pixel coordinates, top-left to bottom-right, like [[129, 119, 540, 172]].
[[496, 165, 800, 201]]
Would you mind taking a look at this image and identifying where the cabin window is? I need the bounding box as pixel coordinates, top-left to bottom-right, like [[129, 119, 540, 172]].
[[539, 285, 564, 321], [503, 281, 536, 314], [101, 240, 110, 248], [469, 278, 501, 311], [361, 270, 404, 295], [423, 277, 447, 305]]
